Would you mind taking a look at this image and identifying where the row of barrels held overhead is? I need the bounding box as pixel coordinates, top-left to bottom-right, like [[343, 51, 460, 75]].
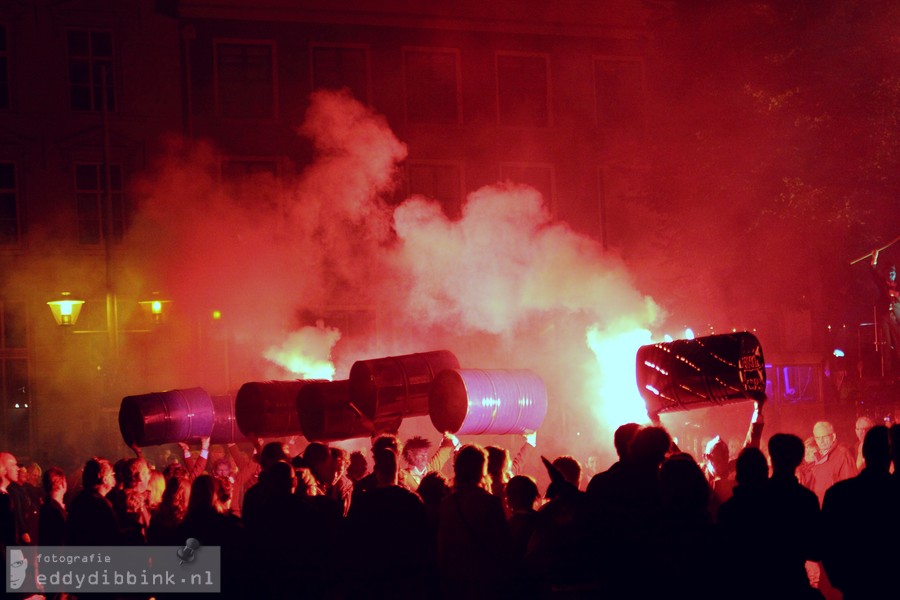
[[118, 349, 549, 447]]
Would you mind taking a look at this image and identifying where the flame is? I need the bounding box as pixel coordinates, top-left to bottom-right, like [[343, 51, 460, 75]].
[[585, 322, 654, 428]]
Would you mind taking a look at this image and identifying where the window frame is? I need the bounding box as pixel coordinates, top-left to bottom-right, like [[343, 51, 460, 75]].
[[66, 27, 116, 113], [402, 46, 462, 125], [495, 51, 553, 128], [74, 161, 126, 246], [213, 38, 279, 121], [309, 42, 372, 105]]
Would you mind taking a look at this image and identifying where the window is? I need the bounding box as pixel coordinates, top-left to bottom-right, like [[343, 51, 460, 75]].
[[215, 41, 277, 119], [593, 58, 644, 128], [500, 163, 556, 213], [496, 53, 551, 127], [403, 48, 460, 124], [0, 300, 29, 451], [0, 25, 9, 110], [311, 44, 369, 103], [0, 162, 18, 246], [75, 163, 126, 245], [67, 29, 115, 112], [407, 161, 464, 218]]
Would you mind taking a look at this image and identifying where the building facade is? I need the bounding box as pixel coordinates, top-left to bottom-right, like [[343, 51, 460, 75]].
[[1, 0, 663, 457]]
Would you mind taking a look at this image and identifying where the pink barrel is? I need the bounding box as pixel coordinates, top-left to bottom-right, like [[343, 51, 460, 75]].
[[635, 331, 766, 418], [428, 369, 548, 435], [235, 380, 323, 438], [296, 380, 373, 442], [119, 387, 238, 446], [349, 350, 460, 433]]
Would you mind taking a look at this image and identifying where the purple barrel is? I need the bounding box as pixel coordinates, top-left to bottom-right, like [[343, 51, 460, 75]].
[[428, 369, 548, 435], [296, 380, 373, 442], [349, 350, 460, 433], [119, 387, 239, 446], [635, 331, 766, 418], [235, 380, 324, 439]]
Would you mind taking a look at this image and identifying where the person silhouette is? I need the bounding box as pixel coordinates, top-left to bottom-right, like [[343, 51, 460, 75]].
[[822, 425, 899, 599]]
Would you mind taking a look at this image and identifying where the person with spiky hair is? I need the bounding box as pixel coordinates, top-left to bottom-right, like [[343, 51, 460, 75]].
[[399, 433, 458, 491]]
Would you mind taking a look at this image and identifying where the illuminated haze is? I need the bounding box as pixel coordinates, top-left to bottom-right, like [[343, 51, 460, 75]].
[[125, 90, 662, 459]]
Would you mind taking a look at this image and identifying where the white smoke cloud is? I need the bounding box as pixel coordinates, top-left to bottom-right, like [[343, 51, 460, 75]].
[[127, 89, 663, 459]]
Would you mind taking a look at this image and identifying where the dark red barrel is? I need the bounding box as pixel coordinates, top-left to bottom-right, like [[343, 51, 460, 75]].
[[428, 369, 548, 435], [635, 331, 766, 418], [348, 350, 460, 433], [234, 380, 323, 439], [119, 387, 239, 446], [296, 380, 373, 442]]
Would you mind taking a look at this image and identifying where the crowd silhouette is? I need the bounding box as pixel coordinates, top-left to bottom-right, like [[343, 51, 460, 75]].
[[2, 416, 900, 599]]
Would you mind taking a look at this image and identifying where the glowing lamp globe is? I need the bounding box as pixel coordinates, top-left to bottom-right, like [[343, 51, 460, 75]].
[[139, 294, 172, 324], [47, 293, 85, 326]]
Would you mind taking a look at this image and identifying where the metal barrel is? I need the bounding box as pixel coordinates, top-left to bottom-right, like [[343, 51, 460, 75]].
[[635, 331, 766, 417], [118, 387, 239, 446], [296, 380, 373, 442], [348, 349, 460, 433], [234, 380, 324, 439], [428, 369, 548, 435]]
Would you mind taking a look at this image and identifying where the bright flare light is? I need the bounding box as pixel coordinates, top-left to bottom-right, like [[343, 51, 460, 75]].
[[264, 323, 341, 381], [585, 323, 654, 429]]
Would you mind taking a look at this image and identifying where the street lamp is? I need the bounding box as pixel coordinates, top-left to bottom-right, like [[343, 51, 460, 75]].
[[47, 292, 85, 326], [139, 293, 173, 324]]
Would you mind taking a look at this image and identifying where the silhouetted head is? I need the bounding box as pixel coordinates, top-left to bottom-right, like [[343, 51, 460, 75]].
[[82, 457, 115, 494], [347, 451, 368, 482], [861, 425, 891, 472], [734, 447, 768, 487], [373, 447, 398, 486], [506, 475, 539, 512], [659, 453, 709, 515], [258, 442, 290, 471], [417, 471, 450, 507], [42, 466, 67, 496], [768, 433, 805, 475], [454, 444, 487, 488], [266, 460, 295, 496], [551, 455, 582, 489], [613, 422, 641, 460], [371, 434, 399, 455], [485, 446, 511, 478], [630, 426, 672, 467], [303, 442, 332, 483]]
